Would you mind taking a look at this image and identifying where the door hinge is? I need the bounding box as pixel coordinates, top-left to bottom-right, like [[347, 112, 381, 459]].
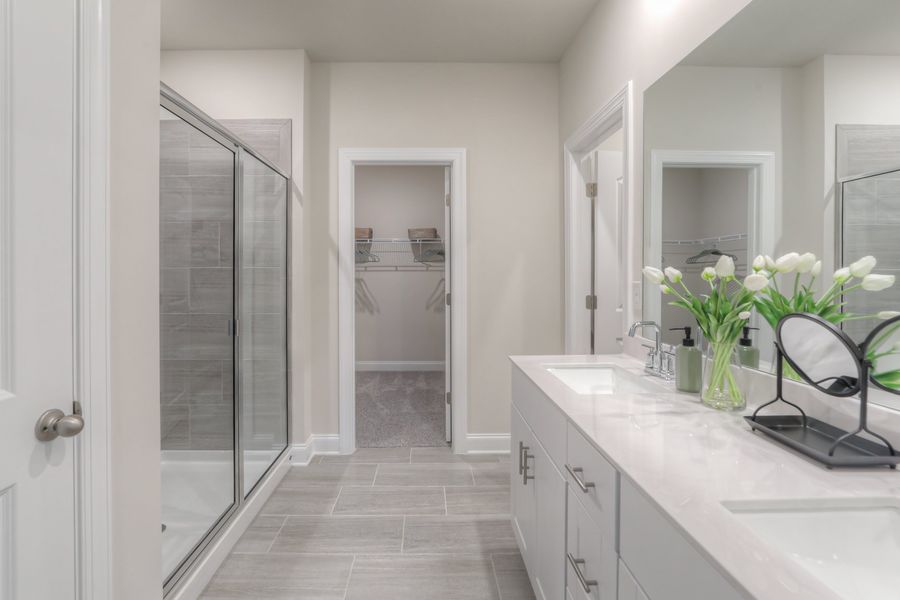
[[446, 391, 451, 405], [445, 292, 451, 306], [445, 193, 451, 207], [228, 319, 240, 337], [585, 295, 597, 310], [585, 182, 598, 198]]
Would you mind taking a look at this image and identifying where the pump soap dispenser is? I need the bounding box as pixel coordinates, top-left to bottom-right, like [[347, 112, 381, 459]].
[[670, 326, 701, 393], [738, 326, 760, 369]]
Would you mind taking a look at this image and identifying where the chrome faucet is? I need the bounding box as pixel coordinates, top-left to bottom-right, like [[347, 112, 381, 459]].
[[628, 321, 674, 380]]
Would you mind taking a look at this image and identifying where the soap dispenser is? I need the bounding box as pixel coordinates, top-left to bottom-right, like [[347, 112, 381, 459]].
[[670, 326, 701, 393], [738, 326, 760, 369]]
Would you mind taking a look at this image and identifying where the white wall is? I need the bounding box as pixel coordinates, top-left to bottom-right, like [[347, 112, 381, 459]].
[[311, 62, 561, 436], [559, 0, 754, 342], [355, 165, 446, 364], [110, 0, 162, 596], [160, 49, 311, 440]]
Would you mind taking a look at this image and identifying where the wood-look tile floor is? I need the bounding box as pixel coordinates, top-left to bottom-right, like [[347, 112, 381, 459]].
[[200, 447, 535, 600]]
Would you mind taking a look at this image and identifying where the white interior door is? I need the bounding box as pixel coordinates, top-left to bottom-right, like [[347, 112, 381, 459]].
[[577, 152, 597, 354], [443, 166, 452, 443], [594, 150, 624, 354], [0, 0, 80, 598]]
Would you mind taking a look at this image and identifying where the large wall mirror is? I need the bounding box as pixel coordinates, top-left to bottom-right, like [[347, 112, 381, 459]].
[[643, 0, 900, 410]]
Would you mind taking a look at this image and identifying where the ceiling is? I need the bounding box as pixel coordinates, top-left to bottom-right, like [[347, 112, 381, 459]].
[[161, 0, 600, 62], [683, 0, 900, 68]]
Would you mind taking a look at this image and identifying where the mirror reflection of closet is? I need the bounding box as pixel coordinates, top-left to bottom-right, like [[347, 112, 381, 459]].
[[660, 166, 750, 346]]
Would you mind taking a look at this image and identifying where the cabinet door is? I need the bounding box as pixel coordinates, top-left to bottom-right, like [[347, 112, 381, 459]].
[[566, 490, 617, 600], [534, 440, 567, 600], [512, 406, 537, 574], [617, 560, 650, 600]]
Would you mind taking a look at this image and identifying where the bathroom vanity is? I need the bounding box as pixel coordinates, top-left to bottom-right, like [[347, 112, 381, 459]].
[[510, 354, 900, 600]]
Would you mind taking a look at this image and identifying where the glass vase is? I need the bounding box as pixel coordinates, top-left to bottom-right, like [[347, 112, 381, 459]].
[[702, 339, 746, 411]]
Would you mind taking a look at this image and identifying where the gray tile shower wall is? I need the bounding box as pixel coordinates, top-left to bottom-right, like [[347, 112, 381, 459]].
[[160, 117, 236, 452], [160, 115, 292, 454]]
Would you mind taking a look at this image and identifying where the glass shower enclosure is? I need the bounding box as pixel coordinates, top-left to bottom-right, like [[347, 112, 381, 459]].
[[159, 84, 290, 594], [840, 166, 900, 342]]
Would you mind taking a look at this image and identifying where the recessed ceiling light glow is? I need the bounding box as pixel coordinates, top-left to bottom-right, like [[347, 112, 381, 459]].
[[645, 0, 679, 17]]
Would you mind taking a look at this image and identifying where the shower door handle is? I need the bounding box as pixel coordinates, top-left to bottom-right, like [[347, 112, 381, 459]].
[[35, 401, 85, 441]]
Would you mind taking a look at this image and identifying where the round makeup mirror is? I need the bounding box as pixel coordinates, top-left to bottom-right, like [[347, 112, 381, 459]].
[[776, 314, 862, 397], [862, 315, 900, 395]]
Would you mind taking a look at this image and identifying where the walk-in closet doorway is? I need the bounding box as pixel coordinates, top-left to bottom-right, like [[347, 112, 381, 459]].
[[338, 149, 468, 455]]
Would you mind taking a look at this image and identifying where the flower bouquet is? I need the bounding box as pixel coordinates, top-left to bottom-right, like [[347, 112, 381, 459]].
[[749, 252, 896, 379], [643, 256, 768, 410]]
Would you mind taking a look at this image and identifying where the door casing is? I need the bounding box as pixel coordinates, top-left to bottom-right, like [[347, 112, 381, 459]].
[[337, 148, 468, 454]]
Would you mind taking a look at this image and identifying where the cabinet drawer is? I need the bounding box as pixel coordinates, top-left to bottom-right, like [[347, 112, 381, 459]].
[[617, 560, 650, 600], [565, 423, 617, 539], [512, 366, 567, 469], [566, 489, 617, 600], [619, 479, 745, 600]]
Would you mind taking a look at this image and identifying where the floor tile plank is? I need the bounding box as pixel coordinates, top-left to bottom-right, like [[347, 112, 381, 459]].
[[347, 555, 500, 600], [403, 516, 518, 554], [333, 486, 445, 515], [269, 516, 404, 554]]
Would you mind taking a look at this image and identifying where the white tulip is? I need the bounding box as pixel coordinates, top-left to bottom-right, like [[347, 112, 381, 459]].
[[702, 267, 717, 282], [862, 274, 896, 291], [642, 266, 665, 284], [811, 261, 822, 277], [775, 252, 800, 273], [765, 255, 777, 271], [850, 255, 877, 278], [715, 255, 735, 278], [752, 255, 766, 272], [796, 252, 817, 274], [743, 273, 769, 292], [661, 285, 673, 295], [664, 267, 683, 284], [739, 311, 752, 320], [833, 267, 852, 284], [878, 311, 900, 320]]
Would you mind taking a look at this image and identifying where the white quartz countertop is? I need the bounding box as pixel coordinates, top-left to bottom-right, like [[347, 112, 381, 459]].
[[510, 353, 900, 600]]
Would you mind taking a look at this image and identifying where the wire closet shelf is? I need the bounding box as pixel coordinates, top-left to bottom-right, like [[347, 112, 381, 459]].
[[356, 238, 445, 271]]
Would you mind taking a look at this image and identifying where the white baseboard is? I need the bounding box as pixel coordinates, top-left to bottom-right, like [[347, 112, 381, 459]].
[[290, 434, 341, 465], [465, 433, 511, 454], [168, 450, 291, 600], [355, 361, 445, 372]]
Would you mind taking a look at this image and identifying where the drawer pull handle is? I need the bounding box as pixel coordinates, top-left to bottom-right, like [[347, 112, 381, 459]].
[[522, 449, 535, 485], [565, 464, 595, 493], [518, 441, 526, 475], [567, 552, 598, 593]]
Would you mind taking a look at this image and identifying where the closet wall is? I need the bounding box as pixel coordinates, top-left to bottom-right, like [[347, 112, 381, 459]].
[[355, 165, 446, 367]]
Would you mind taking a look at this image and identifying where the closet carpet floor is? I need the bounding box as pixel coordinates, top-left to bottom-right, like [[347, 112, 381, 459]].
[[200, 447, 534, 600], [355, 371, 446, 448]]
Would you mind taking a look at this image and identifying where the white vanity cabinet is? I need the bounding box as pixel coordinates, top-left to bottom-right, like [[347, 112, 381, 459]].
[[511, 365, 750, 600], [511, 403, 566, 600]]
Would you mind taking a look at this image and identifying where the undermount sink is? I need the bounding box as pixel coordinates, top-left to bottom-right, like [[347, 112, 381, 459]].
[[545, 365, 664, 395], [724, 498, 900, 599]]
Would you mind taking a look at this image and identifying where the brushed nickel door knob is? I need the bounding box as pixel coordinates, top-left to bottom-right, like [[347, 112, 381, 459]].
[[35, 403, 85, 441]]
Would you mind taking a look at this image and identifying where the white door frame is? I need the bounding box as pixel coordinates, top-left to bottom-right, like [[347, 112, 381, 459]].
[[74, 0, 112, 597], [338, 148, 468, 454], [564, 82, 634, 354], [645, 149, 776, 329], [2, 0, 111, 596]]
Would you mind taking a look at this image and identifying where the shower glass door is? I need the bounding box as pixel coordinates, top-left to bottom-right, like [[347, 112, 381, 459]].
[[159, 105, 237, 585], [239, 152, 289, 495]]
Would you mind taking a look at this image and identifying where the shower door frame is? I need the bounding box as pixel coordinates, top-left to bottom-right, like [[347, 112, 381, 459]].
[[159, 84, 292, 597]]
